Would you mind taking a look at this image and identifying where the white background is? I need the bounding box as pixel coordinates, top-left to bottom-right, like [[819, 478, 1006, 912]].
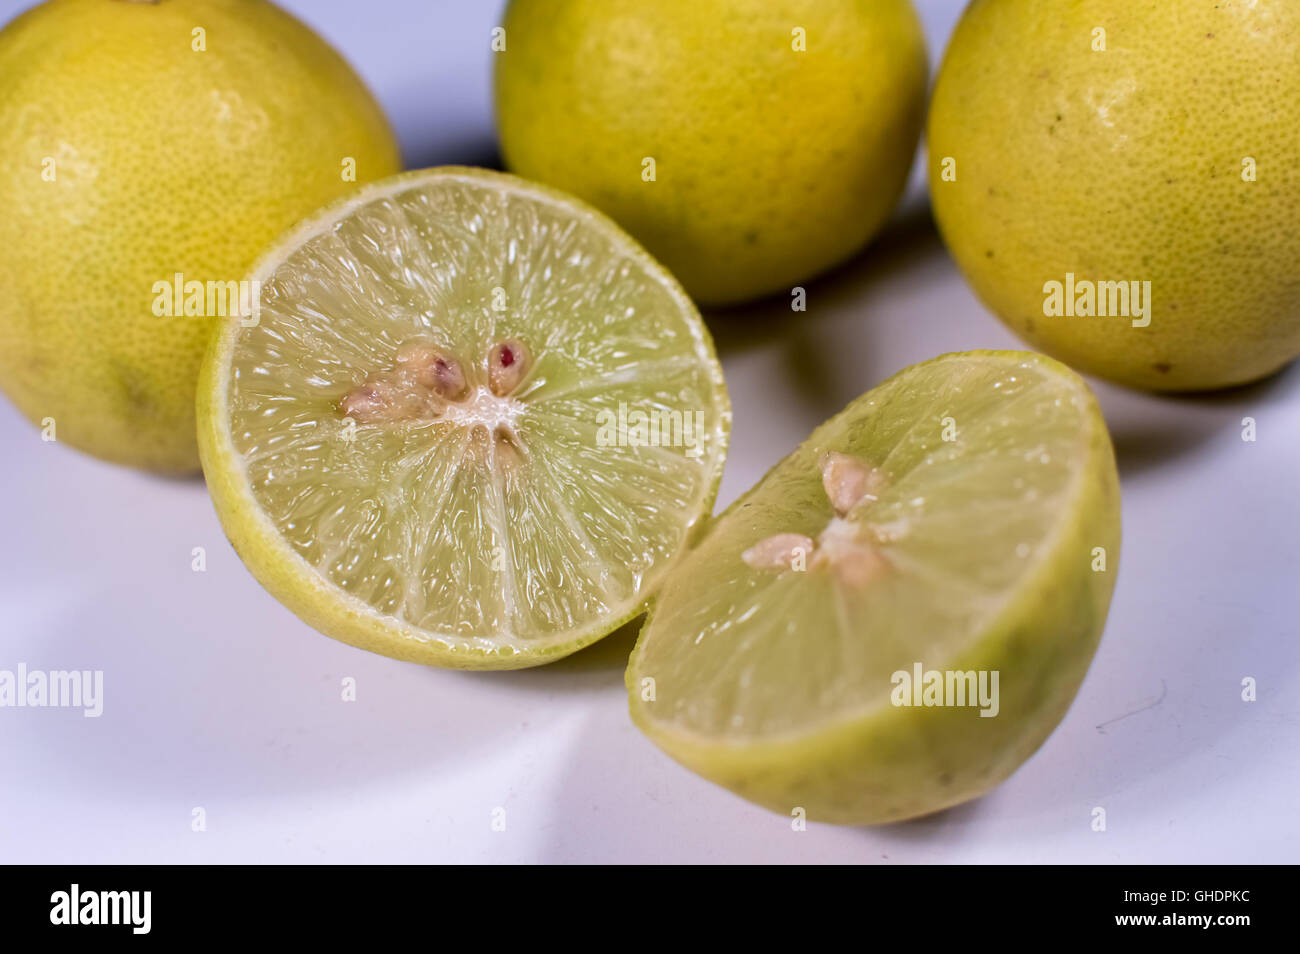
[[1, 0, 1296, 863]]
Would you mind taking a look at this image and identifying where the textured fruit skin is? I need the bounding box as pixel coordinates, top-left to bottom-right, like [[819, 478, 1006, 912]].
[[0, 0, 401, 472], [628, 351, 1121, 825], [495, 0, 927, 306], [929, 0, 1300, 392], [198, 168, 730, 670]]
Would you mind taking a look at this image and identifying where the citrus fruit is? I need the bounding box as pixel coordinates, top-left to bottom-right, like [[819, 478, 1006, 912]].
[[197, 167, 730, 670], [928, 0, 1300, 391], [627, 351, 1120, 824], [0, 0, 401, 472], [494, 0, 928, 306]]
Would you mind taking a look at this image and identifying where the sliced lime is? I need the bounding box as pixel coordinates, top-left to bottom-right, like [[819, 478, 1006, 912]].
[[627, 351, 1120, 823], [198, 168, 729, 669]]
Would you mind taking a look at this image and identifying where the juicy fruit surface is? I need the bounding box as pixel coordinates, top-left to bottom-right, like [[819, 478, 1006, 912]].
[[495, 0, 927, 306], [628, 352, 1120, 824], [199, 168, 729, 669], [0, 0, 400, 471], [929, 0, 1300, 391]]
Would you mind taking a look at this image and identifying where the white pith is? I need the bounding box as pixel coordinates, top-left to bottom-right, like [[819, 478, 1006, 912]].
[[439, 385, 523, 431]]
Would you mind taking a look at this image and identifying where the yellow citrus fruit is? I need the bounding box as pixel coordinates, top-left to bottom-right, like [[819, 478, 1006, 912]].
[[629, 351, 1120, 824], [929, 0, 1300, 392], [0, 0, 401, 471], [495, 0, 928, 306], [198, 168, 729, 669]]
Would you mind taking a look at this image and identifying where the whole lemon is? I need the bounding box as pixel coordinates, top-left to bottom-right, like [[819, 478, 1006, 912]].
[[929, 0, 1300, 392], [0, 0, 401, 471], [494, 0, 927, 306]]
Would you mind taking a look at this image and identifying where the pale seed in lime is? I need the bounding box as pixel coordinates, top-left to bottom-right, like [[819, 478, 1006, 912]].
[[627, 351, 1120, 824], [198, 168, 730, 669]]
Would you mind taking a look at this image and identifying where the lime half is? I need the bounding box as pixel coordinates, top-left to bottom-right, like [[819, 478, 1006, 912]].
[[627, 351, 1120, 823], [198, 168, 729, 669]]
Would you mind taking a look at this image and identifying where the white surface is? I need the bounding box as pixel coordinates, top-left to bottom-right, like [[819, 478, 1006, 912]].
[[1, 0, 1297, 864]]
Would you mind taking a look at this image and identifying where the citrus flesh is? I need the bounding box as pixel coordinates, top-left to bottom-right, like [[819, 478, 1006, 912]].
[[198, 168, 730, 669], [628, 352, 1120, 824], [495, 0, 928, 306], [928, 0, 1300, 391], [0, 0, 401, 471]]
